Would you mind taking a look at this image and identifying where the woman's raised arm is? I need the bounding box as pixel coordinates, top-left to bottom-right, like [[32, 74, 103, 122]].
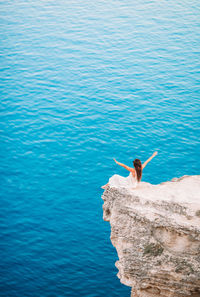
[[113, 158, 134, 172], [142, 151, 158, 169]]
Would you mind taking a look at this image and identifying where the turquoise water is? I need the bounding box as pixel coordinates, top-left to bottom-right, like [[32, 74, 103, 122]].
[[1, 0, 200, 296]]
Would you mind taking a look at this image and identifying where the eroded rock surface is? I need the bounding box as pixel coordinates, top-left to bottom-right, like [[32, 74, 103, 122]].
[[102, 175, 200, 297]]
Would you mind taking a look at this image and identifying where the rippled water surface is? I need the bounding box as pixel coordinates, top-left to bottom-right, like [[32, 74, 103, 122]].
[[1, 0, 200, 296]]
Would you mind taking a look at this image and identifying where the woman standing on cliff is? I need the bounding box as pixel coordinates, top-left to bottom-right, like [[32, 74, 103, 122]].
[[101, 151, 158, 190]]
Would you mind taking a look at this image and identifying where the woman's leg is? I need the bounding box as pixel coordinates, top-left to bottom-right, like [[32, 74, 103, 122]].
[[101, 183, 109, 189]]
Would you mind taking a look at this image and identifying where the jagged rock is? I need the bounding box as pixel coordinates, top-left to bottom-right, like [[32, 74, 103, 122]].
[[102, 175, 200, 297]]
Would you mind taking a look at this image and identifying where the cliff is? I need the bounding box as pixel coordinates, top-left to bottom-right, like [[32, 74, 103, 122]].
[[102, 175, 200, 297]]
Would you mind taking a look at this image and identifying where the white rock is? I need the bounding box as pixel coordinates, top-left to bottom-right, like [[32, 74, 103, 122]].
[[102, 175, 200, 297]]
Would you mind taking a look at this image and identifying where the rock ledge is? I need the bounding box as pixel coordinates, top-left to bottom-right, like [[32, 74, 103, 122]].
[[102, 175, 200, 297]]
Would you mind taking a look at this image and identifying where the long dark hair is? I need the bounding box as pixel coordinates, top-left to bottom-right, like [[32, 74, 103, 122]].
[[133, 159, 142, 182]]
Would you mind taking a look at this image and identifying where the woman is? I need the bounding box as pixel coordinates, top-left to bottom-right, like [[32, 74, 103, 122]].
[[101, 151, 158, 189]]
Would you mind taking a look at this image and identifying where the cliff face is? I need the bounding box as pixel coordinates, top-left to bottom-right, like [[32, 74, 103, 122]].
[[102, 175, 200, 297]]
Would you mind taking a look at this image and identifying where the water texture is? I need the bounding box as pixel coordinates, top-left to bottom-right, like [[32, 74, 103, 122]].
[[0, 0, 200, 296]]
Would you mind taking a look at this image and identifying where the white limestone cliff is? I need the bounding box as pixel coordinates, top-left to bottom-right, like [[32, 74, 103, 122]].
[[102, 175, 200, 297]]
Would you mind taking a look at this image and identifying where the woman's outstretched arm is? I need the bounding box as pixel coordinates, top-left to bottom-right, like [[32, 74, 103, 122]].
[[142, 151, 158, 169], [113, 158, 134, 172]]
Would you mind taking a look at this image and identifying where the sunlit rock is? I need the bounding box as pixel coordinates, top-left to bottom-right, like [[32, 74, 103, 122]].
[[102, 175, 200, 297]]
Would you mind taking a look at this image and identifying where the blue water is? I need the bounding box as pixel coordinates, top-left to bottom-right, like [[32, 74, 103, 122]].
[[1, 0, 200, 296]]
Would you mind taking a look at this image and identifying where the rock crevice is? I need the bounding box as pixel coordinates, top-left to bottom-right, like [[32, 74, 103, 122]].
[[102, 175, 200, 297]]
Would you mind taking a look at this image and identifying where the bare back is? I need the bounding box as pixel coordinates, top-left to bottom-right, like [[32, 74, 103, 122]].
[[131, 168, 136, 178]]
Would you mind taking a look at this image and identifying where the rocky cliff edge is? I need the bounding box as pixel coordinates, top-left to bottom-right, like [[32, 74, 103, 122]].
[[102, 175, 200, 297]]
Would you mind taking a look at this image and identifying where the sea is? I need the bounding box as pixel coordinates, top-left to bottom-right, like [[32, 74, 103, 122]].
[[1, 0, 200, 296]]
